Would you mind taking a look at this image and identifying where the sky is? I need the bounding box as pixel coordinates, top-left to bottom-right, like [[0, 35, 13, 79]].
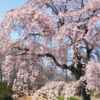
[[0, 0, 26, 22]]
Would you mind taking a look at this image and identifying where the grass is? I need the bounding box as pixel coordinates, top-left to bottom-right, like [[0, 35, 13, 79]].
[[0, 82, 13, 100], [57, 96, 81, 100], [57, 96, 64, 100], [67, 96, 80, 100]]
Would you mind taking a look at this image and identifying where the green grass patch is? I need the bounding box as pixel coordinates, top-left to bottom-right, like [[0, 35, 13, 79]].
[[57, 96, 64, 100], [67, 96, 80, 100], [0, 82, 13, 100]]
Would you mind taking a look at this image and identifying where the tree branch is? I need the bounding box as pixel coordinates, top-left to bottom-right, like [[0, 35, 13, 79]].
[[10, 46, 83, 79], [46, 3, 59, 15], [37, 53, 80, 79]]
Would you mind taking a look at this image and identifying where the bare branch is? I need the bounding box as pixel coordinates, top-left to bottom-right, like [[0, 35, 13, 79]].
[[46, 2, 59, 15]]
